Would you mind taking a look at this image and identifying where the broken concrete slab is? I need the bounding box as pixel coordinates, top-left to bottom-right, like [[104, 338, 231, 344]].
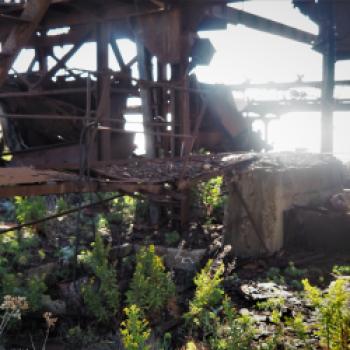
[[240, 282, 292, 301]]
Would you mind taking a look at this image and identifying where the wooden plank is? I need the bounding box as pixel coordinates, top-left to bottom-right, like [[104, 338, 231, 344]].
[[0, 0, 51, 87]]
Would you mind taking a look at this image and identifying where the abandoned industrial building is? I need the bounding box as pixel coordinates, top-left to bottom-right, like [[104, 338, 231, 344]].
[[0, 0, 349, 348]]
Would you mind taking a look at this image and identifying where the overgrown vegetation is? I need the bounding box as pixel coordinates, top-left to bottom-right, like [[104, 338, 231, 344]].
[[15, 196, 46, 228], [81, 233, 119, 323], [0, 231, 47, 311], [193, 176, 226, 224], [303, 278, 350, 350], [0, 193, 349, 350], [126, 245, 176, 317], [185, 260, 224, 331], [120, 304, 151, 350]]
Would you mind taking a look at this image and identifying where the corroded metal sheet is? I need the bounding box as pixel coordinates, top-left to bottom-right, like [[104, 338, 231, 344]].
[[0, 168, 79, 186], [92, 153, 258, 185]]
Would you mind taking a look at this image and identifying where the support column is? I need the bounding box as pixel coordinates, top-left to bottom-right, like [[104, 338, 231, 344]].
[[321, 1, 336, 154], [137, 44, 156, 158], [36, 31, 48, 73], [97, 23, 112, 161], [137, 44, 160, 226]]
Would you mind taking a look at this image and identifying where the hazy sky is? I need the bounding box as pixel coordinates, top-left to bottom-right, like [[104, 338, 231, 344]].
[[196, 0, 350, 158]]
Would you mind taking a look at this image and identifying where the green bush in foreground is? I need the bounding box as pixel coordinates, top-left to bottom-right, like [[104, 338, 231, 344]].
[[303, 278, 350, 350], [81, 233, 119, 323], [126, 245, 175, 317], [120, 304, 150, 350], [185, 260, 224, 329]]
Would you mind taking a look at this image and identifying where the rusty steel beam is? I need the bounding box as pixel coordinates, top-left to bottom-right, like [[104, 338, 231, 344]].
[[97, 22, 112, 161], [228, 80, 350, 91], [214, 6, 317, 45], [0, 0, 51, 87], [0, 180, 163, 198], [40, 3, 160, 28], [243, 99, 350, 115], [110, 37, 126, 70], [32, 31, 91, 88]]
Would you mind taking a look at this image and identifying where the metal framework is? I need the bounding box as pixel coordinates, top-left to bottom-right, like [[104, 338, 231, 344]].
[[0, 0, 345, 224]]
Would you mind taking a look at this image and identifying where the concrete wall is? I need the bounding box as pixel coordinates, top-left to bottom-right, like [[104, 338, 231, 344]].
[[224, 153, 345, 257]]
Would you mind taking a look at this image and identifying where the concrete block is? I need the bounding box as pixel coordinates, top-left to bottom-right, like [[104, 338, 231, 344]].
[[224, 152, 345, 257]]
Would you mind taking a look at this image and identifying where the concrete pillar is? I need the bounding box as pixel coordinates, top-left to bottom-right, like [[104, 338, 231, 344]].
[[224, 153, 344, 257]]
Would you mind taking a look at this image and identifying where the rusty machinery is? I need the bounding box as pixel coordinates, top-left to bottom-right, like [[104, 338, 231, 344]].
[[0, 0, 270, 173]]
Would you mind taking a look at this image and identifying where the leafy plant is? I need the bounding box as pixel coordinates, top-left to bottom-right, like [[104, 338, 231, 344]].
[[109, 196, 137, 225], [199, 177, 223, 214], [209, 296, 256, 350], [256, 297, 286, 349], [256, 297, 285, 312], [303, 278, 350, 350], [126, 245, 175, 316], [333, 265, 350, 276], [25, 276, 47, 312], [120, 304, 151, 350], [285, 312, 312, 349], [284, 262, 306, 279], [191, 176, 227, 224], [185, 260, 224, 329], [81, 233, 119, 323], [56, 197, 69, 213], [15, 196, 46, 225], [164, 231, 181, 246], [66, 325, 99, 348], [265, 267, 285, 285], [0, 232, 46, 311]]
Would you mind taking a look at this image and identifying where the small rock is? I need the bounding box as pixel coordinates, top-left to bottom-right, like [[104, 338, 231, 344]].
[[110, 243, 133, 260], [239, 308, 250, 316], [26, 262, 57, 280], [240, 282, 292, 301], [41, 295, 67, 315]]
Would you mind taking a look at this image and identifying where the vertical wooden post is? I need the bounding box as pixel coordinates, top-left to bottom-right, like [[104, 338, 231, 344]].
[[97, 23, 111, 161], [321, 1, 335, 154]]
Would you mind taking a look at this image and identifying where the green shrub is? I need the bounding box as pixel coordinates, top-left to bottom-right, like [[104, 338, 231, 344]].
[[265, 267, 285, 285], [333, 265, 350, 276], [303, 278, 350, 350], [209, 296, 256, 350], [56, 197, 69, 212], [66, 325, 99, 348], [25, 276, 47, 312], [126, 245, 175, 317], [285, 312, 311, 349], [120, 304, 151, 350], [164, 231, 181, 246], [15, 196, 46, 225], [109, 196, 137, 224], [81, 233, 119, 323], [0, 232, 46, 311], [185, 260, 224, 328]]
